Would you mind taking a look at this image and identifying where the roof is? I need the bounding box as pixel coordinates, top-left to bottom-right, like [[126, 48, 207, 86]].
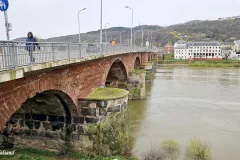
[[187, 41, 221, 46], [164, 41, 173, 47], [176, 40, 187, 44]]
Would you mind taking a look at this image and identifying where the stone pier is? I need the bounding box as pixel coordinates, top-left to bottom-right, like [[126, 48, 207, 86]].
[[1, 88, 129, 153]]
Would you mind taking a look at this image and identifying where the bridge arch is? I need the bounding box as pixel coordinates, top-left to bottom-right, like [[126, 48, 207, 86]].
[[1, 90, 75, 150], [105, 59, 128, 88], [134, 56, 141, 69]]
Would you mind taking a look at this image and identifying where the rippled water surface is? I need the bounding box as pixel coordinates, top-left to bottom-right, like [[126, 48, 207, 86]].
[[129, 67, 240, 160]]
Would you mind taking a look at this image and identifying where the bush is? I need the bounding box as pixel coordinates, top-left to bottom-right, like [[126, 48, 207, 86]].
[[185, 138, 212, 160], [161, 140, 180, 160], [143, 140, 180, 160], [143, 146, 166, 160]]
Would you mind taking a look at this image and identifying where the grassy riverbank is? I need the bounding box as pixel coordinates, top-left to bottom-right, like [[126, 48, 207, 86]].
[[0, 148, 137, 160], [159, 60, 240, 67]]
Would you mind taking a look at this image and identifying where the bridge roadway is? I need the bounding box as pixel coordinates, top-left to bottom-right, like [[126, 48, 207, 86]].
[[0, 41, 156, 83]]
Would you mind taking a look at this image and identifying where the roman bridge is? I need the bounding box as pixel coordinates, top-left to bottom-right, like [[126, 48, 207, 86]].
[[0, 41, 157, 151]]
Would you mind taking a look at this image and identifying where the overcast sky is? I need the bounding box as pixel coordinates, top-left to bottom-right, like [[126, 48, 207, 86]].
[[0, 0, 239, 40]]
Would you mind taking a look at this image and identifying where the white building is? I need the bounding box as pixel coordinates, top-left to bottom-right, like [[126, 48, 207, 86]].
[[234, 40, 240, 53], [174, 41, 222, 60]]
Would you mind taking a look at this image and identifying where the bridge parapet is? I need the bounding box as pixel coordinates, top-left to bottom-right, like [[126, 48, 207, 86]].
[[0, 41, 150, 70]]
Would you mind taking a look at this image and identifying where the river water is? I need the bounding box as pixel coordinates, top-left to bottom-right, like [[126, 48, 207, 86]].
[[129, 66, 240, 160]]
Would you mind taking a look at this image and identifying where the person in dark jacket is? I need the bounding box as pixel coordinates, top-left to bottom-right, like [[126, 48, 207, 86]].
[[25, 32, 40, 63]]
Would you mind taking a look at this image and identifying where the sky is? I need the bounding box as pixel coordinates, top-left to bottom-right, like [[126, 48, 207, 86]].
[[0, 0, 239, 40]]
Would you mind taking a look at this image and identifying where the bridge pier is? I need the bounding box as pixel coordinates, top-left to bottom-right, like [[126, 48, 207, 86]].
[[127, 70, 146, 100]]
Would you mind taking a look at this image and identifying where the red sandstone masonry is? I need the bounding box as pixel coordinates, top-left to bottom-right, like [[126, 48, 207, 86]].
[[0, 52, 152, 129]]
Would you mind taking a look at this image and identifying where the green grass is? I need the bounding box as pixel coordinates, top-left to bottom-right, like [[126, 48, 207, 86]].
[[87, 88, 129, 100], [159, 60, 240, 67], [0, 148, 136, 160]]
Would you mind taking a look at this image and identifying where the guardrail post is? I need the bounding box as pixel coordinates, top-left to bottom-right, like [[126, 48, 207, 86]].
[[51, 43, 55, 61], [11, 43, 17, 68], [79, 44, 81, 58], [68, 44, 70, 60]]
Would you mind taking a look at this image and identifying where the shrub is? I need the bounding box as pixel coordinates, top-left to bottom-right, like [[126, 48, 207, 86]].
[[161, 139, 180, 160], [143, 146, 166, 160], [185, 138, 212, 160]]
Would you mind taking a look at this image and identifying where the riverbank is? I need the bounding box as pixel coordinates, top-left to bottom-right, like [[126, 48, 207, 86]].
[[0, 148, 137, 160], [158, 60, 240, 67]]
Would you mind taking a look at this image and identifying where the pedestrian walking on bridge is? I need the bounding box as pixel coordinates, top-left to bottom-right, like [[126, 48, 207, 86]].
[[25, 32, 40, 63]]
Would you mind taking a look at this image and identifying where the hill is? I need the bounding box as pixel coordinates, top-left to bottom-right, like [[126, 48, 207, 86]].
[[15, 18, 240, 47]]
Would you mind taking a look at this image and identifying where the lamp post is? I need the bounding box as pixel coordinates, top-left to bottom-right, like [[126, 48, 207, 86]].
[[105, 22, 110, 44], [125, 6, 133, 47], [139, 22, 144, 47], [100, 0, 103, 53], [78, 8, 86, 43]]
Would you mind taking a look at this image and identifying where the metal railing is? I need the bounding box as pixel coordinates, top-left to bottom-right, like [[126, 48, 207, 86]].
[[0, 41, 150, 70]]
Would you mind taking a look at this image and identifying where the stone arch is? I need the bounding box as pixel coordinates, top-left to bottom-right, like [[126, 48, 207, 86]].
[[105, 59, 128, 89], [1, 90, 75, 151], [134, 57, 141, 69]]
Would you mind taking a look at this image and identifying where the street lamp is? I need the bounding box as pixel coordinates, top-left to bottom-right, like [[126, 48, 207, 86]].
[[100, 0, 103, 52], [105, 22, 110, 44], [125, 6, 133, 47], [78, 8, 86, 43], [139, 22, 144, 47]]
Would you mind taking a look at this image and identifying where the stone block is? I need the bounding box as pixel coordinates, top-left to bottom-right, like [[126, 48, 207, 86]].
[[25, 120, 34, 129], [79, 101, 89, 108], [58, 116, 65, 123], [77, 125, 85, 134], [42, 121, 53, 130], [85, 117, 99, 124], [121, 102, 128, 111], [107, 105, 121, 113], [32, 114, 47, 121], [99, 108, 107, 116], [31, 130, 38, 137], [6, 118, 18, 125], [97, 101, 108, 108], [72, 133, 80, 140], [24, 129, 31, 136], [73, 117, 85, 124], [116, 99, 123, 105], [52, 122, 64, 131], [33, 121, 41, 129], [89, 102, 97, 108], [11, 113, 25, 120], [12, 129, 24, 136], [48, 115, 58, 122], [25, 113, 32, 120], [45, 131, 58, 139], [81, 108, 97, 116]]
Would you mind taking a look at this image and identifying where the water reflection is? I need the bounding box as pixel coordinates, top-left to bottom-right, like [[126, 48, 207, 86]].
[[129, 66, 240, 160]]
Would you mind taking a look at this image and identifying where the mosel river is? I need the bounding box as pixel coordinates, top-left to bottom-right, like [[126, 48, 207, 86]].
[[129, 67, 240, 160]]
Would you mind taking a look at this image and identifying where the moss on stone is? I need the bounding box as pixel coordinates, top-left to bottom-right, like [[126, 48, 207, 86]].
[[87, 88, 129, 100], [130, 69, 147, 75]]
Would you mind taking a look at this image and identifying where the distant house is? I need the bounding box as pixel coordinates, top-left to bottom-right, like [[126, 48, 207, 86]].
[[164, 42, 174, 54], [174, 40, 222, 60], [234, 40, 240, 54]]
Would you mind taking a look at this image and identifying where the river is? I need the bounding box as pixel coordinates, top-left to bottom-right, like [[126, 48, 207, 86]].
[[129, 66, 240, 160]]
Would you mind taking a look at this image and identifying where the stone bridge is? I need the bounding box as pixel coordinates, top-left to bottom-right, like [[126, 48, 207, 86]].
[[0, 41, 157, 151]]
